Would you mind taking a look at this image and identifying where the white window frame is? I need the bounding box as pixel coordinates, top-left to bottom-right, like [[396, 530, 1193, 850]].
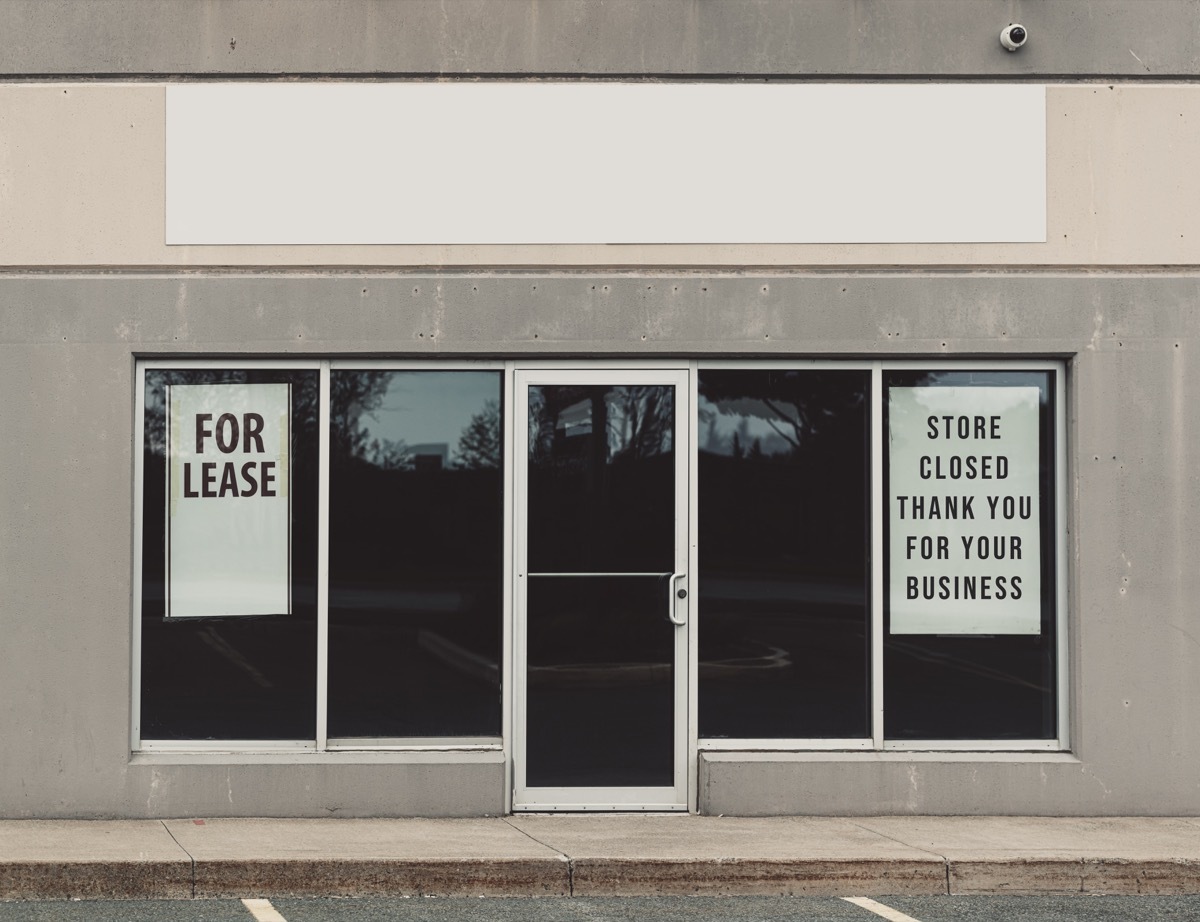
[[133, 357, 1069, 770], [132, 358, 508, 759], [693, 358, 1069, 755]]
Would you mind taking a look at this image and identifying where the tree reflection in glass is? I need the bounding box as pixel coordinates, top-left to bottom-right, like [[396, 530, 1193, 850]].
[[327, 371, 503, 739], [527, 385, 674, 574], [697, 370, 870, 740], [525, 383, 677, 787]]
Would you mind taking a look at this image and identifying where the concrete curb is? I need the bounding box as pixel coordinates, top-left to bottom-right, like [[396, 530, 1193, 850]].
[[10, 856, 1200, 900], [950, 858, 1200, 896], [0, 861, 193, 901], [569, 858, 948, 896], [192, 857, 571, 899]]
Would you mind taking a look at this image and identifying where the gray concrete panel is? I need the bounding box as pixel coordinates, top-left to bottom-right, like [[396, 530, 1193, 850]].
[[121, 759, 506, 819], [2, 273, 1199, 816], [3, 273, 1197, 354], [698, 753, 1149, 817], [1, 1, 1199, 78]]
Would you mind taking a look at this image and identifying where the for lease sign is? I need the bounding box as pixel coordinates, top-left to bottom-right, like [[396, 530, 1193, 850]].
[[166, 383, 291, 618], [888, 386, 1041, 635]]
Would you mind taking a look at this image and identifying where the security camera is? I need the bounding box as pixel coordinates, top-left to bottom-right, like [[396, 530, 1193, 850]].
[[1000, 23, 1028, 51]]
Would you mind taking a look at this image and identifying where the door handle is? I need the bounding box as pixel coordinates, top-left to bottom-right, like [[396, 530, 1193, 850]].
[[668, 573, 687, 626]]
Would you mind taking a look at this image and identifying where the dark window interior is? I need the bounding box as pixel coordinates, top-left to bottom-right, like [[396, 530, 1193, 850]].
[[327, 371, 503, 738], [139, 364, 1058, 747], [697, 370, 871, 740], [525, 384, 677, 785]]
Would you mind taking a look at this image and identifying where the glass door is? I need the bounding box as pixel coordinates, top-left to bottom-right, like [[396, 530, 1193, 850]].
[[513, 369, 690, 811]]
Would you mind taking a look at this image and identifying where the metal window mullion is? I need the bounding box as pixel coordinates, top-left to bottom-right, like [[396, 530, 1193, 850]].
[[871, 362, 885, 750], [698, 738, 874, 752], [138, 740, 317, 753], [672, 368, 691, 809], [512, 369, 530, 805], [1055, 364, 1070, 750], [687, 360, 700, 814], [502, 361, 516, 814], [131, 363, 147, 752], [527, 572, 672, 577], [138, 358, 323, 370], [882, 739, 1062, 753], [316, 361, 330, 751]]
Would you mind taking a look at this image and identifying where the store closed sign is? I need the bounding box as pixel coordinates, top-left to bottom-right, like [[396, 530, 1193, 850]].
[[888, 386, 1041, 635], [166, 383, 291, 618]]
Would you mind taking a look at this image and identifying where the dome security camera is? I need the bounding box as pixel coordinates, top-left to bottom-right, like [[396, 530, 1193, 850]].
[[1000, 23, 1028, 51]]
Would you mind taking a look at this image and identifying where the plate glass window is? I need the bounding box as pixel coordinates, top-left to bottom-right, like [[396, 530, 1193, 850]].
[[327, 370, 504, 739], [697, 369, 871, 740], [139, 368, 320, 741], [883, 369, 1058, 741]]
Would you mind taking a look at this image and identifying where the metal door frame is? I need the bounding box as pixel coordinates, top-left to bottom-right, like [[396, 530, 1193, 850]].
[[512, 366, 691, 811]]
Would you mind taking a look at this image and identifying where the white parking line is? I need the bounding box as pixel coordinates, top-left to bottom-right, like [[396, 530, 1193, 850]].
[[242, 898, 288, 922], [842, 896, 925, 922]]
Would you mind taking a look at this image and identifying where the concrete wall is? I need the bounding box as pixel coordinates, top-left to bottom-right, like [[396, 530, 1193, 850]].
[[4, 0, 1200, 77], [2, 275, 1198, 816], [1, 0, 1198, 816]]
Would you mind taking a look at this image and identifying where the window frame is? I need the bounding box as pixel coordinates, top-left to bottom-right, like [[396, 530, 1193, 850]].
[[131, 358, 510, 756], [692, 359, 1068, 754], [133, 357, 1068, 759]]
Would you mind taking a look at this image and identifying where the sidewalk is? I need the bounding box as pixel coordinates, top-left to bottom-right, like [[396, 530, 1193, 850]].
[[3, 815, 1200, 900]]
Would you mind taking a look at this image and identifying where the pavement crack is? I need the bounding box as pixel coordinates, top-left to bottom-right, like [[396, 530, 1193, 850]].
[[501, 817, 575, 896], [160, 820, 197, 898], [849, 821, 952, 894], [850, 821, 949, 861]]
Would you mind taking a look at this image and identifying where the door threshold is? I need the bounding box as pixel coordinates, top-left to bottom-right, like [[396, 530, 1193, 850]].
[[512, 805, 690, 813]]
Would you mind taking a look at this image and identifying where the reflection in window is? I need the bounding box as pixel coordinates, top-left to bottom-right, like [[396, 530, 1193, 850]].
[[525, 576, 674, 787], [698, 370, 870, 740], [524, 383, 679, 785], [140, 369, 320, 740], [327, 371, 503, 738], [527, 385, 675, 574]]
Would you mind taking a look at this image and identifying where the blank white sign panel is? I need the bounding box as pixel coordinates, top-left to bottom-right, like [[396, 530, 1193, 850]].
[[165, 83, 1046, 245]]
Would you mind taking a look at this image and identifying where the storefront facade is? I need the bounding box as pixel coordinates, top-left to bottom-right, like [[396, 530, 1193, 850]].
[[2, 2, 1200, 817]]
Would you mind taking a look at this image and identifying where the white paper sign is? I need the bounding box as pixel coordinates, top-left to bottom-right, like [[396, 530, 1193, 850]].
[[888, 386, 1041, 635], [166, 383, 291, 618]]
